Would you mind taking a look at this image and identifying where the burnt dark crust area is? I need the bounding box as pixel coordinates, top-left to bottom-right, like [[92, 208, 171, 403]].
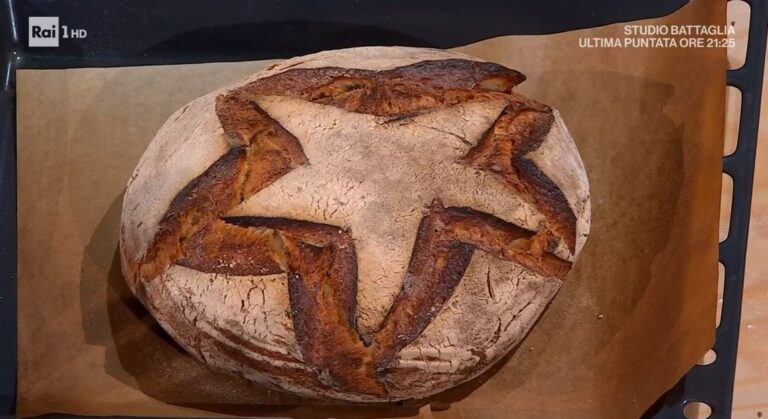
[[127, 58, 580, 399], [516, 159, 578, 252], [241, 59, 526, 117]]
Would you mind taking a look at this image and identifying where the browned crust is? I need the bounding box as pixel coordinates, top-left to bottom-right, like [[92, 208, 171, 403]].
[[177, 219, 285, 276], [137, 147, 247, 281], [372, 200, 571, 371], [284, 241, 384, 396], [215, 327, 302, 365], [167, 216, 384, 396], [128, 57, 580, 399], [225, 217, 359, 327], [463, 104, 577, 252], [439, 206, 572, 278], [172, 202, 571, 393], [135, 270, 342, 399], [138, 100, 308, 282], [202, 329, 341, 394], [238, 59, 526, 116], [372, 202, 475, 370]]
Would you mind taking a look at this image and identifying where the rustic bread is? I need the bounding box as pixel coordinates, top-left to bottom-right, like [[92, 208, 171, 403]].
[[119, 46, 591, 402]]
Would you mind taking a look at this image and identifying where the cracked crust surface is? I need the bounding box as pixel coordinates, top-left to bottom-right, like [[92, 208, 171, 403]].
[[120, 46, 591, 402]]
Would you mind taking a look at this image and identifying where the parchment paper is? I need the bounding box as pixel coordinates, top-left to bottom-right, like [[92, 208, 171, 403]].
[[16, 1, 724, 417]]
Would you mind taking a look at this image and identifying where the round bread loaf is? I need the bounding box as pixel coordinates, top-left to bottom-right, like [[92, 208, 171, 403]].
[[119, 46, 591, 402]]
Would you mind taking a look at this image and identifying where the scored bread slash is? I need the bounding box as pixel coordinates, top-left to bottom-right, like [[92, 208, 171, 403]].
[[119, 46, 590, 402]]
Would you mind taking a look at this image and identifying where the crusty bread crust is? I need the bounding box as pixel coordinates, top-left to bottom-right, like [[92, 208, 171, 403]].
[[120, 46, 590, 402]]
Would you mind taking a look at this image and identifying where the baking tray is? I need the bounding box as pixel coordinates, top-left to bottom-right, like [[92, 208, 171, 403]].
[[0, 1, 760, 418], [643, 0, 767, 418]]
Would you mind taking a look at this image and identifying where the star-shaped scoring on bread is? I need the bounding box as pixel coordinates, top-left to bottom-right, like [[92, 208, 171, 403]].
[[135, 59, 577, 398]]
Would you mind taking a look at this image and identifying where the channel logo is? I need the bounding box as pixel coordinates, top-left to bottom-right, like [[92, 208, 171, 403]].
[[28, 16, 59, 47], [28, 16, 87, 47]]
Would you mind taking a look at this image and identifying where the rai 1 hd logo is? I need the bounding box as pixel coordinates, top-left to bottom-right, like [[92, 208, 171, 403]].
[[28, 16, 87, 47]]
